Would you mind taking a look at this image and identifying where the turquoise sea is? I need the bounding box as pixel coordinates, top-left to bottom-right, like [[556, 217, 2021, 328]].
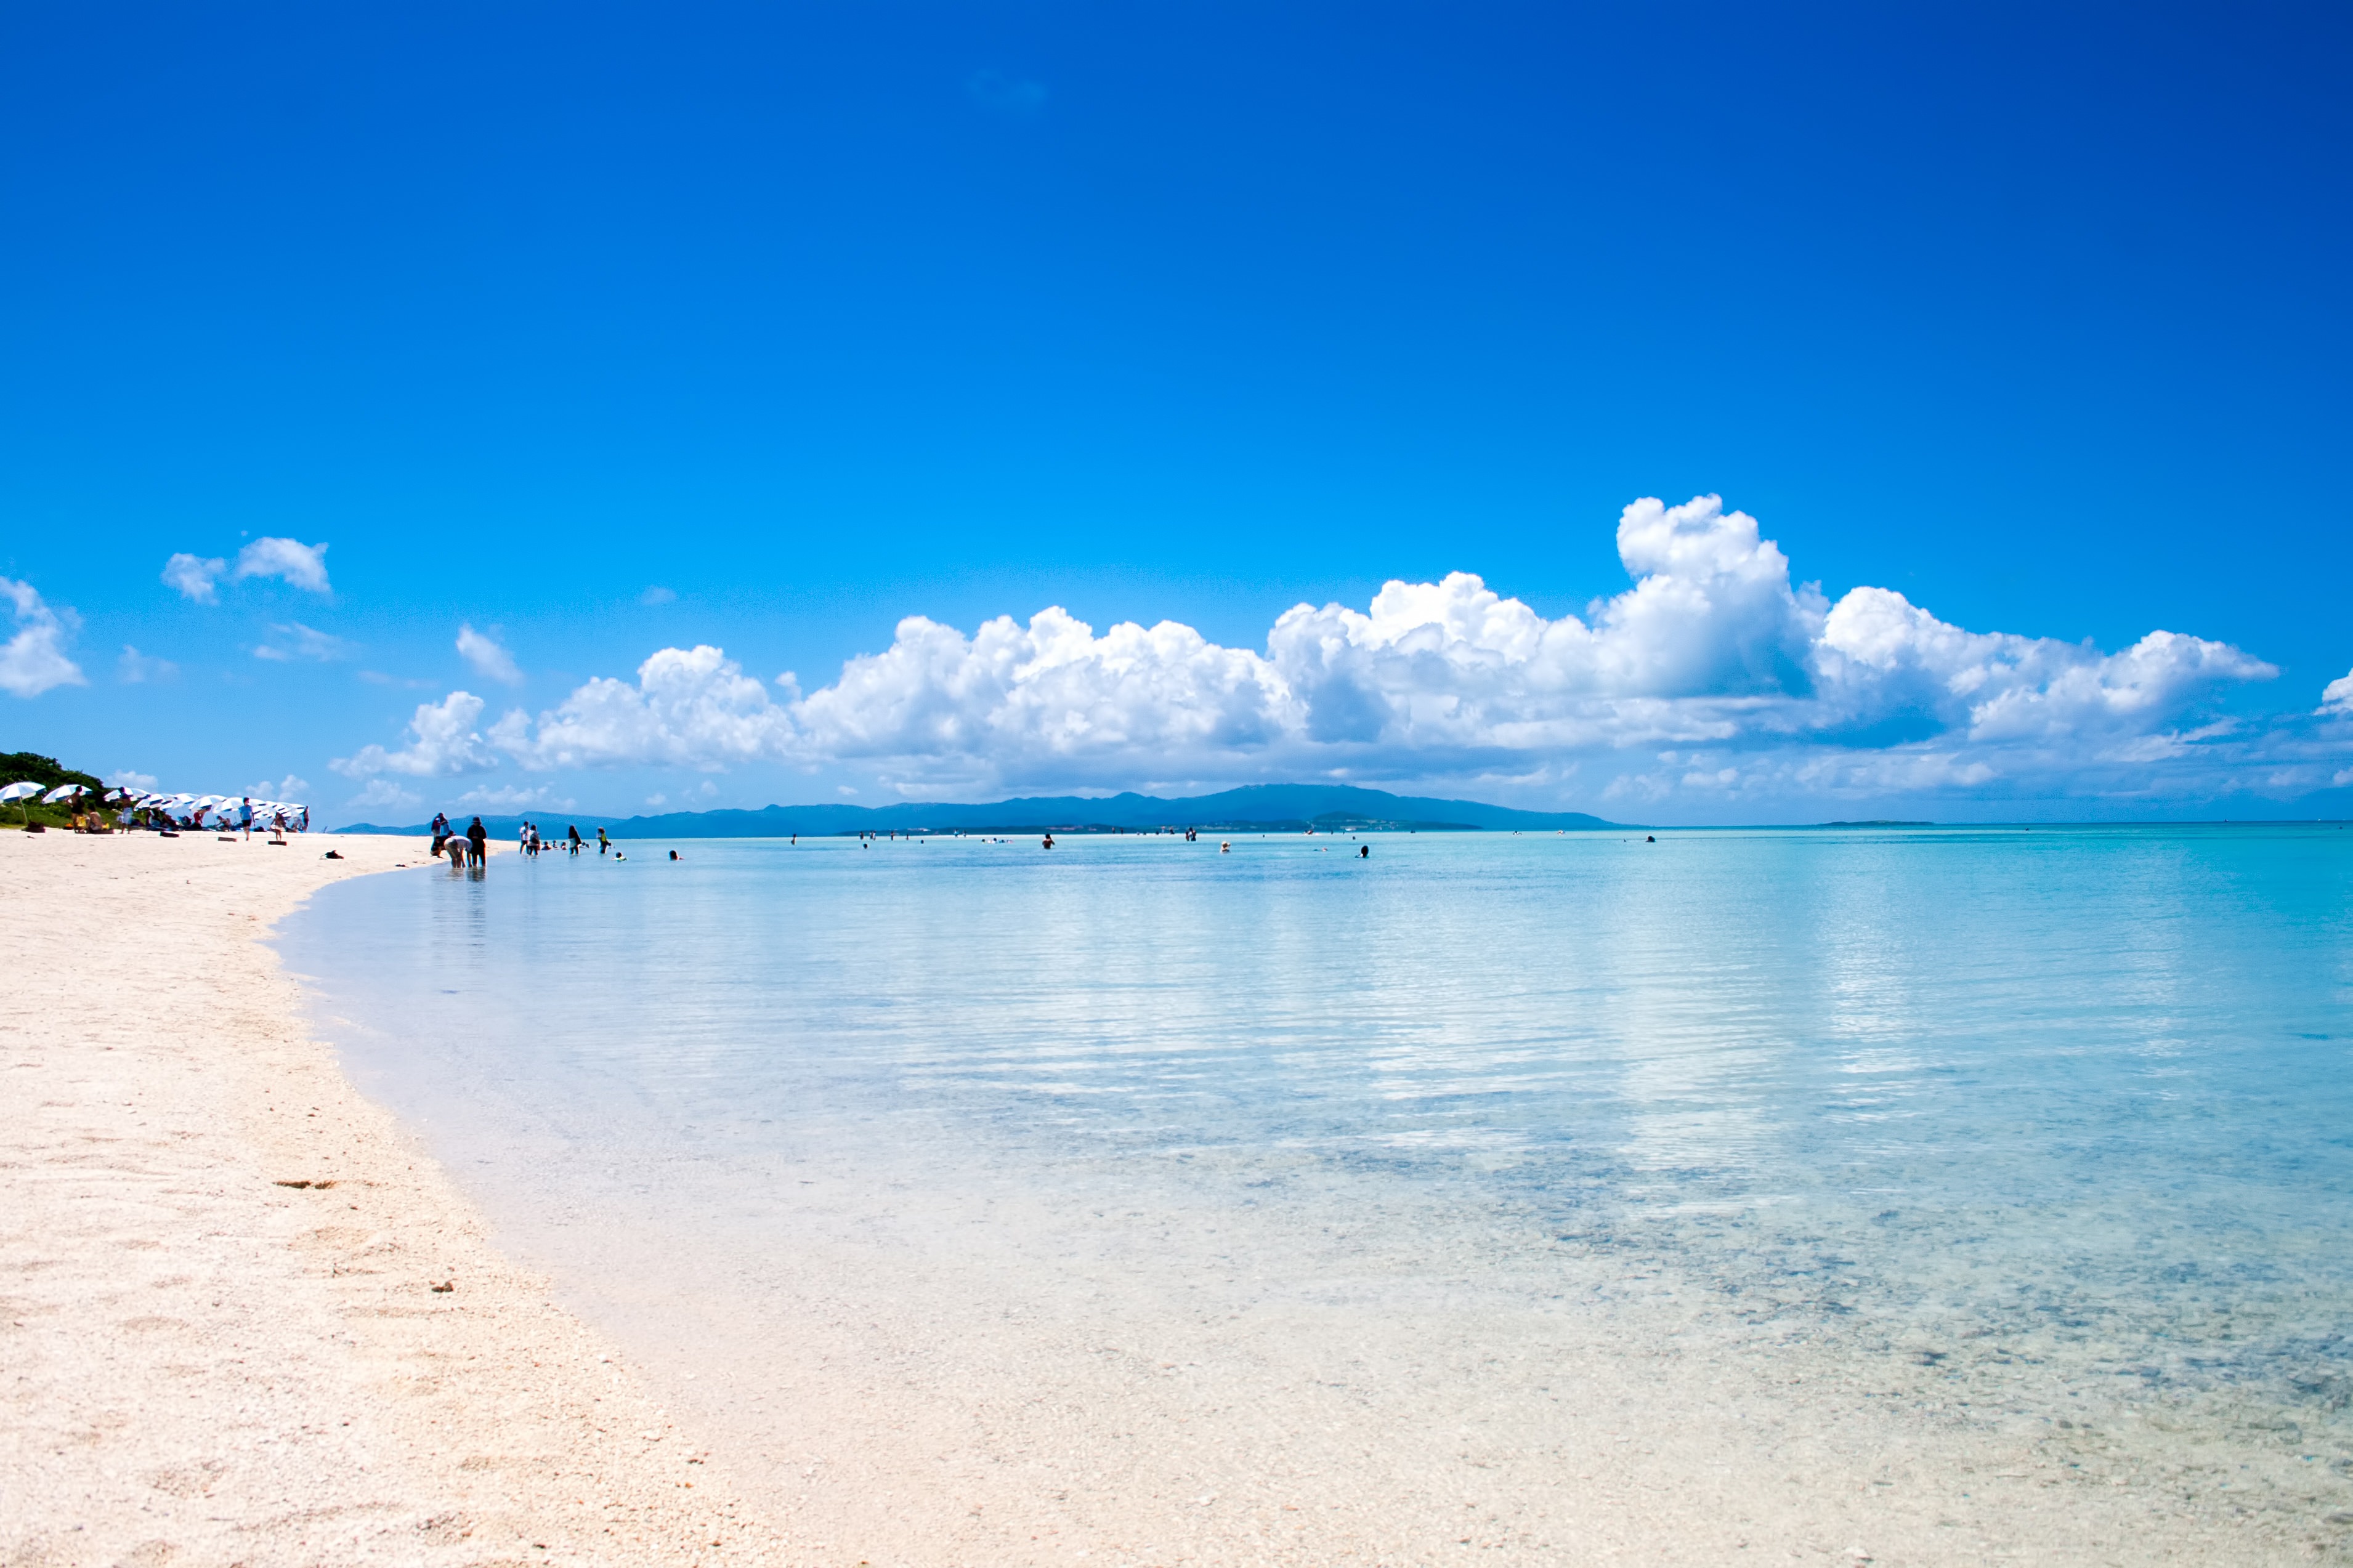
[[283, 824, 2353, 1561]]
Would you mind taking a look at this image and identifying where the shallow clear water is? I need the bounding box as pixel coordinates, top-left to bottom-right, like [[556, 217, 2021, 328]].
[[284, 825, 2353, 1410]]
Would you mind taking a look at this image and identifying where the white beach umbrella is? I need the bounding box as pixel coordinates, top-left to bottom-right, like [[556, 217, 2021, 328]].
[[42, 784, 86, 804], [0, 782, 38, 802]]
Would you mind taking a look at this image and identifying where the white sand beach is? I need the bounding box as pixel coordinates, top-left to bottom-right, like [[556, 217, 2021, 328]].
[[1, 831, 777, 1566]]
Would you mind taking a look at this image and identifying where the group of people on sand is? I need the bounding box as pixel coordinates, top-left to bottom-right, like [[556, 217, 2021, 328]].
[[428, 812, 615, 870], [134, 793, 306, 839], [13, 786, 309, 838]]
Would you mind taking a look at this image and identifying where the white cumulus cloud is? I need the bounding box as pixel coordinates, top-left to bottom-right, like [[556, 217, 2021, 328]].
[[2323, 668, 2353, 714], [489, 644, 798, 770], [235, 537, 331, 594], [166, 538, 332, 602], [338, 495, 2322, 806], [0, 578, 86, 698], [793, 607, 1289, 777], [332, 692, 502, 778], [457, 623, 524, 685], [163, 553, 227, 603]]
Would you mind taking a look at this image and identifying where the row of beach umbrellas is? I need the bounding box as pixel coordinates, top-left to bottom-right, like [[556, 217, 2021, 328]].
[[1, 782, 308, 831]]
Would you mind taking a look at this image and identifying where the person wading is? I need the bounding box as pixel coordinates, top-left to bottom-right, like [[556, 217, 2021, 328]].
[[466, 815, 488, 869]]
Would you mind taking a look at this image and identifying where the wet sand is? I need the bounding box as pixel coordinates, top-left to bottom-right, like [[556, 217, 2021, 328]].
[[0, 830, 774, 1566]]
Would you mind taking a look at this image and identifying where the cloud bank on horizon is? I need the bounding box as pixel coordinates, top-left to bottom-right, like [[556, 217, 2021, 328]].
[[324, 496, 2353, 812]]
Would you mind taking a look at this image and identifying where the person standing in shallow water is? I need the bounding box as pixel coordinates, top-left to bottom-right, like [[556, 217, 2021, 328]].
[[597, 827, 610, 856], [466, 815, 488, 869]]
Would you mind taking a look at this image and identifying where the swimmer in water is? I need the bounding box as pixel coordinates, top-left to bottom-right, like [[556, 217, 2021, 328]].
[[1220, 841, 1230, 853], [1360, 844, 1369, 857], [1042, 833, 1055, 850]]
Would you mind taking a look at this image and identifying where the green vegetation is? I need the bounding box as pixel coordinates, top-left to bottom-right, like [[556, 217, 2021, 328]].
[[1, 751, 108, 830]]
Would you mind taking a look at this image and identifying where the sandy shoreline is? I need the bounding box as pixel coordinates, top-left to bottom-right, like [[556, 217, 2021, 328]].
[[1, 831, 774, 1567], [7, 828, 2347, 1567]]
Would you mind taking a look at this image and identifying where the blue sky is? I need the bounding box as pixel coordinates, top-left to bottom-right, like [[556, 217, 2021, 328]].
[[3, 2, 2349, 823]]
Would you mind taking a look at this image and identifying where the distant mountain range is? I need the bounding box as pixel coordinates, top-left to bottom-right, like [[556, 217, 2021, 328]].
[[339, 783, 1627, 838]]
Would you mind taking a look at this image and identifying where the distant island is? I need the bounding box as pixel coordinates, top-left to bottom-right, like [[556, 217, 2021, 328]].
[[340, 783, 1627, 838]]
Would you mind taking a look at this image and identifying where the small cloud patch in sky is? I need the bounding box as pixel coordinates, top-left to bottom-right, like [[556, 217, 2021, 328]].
[[163, 553, 226, 603], [349, 778, 421, 812], [2323, 668, 2353, 713], [118, 645, 177, 684], [967, 69, 1046, 117], [640, 586, 677, 606], [0, 577, 85, 698], [457, 623, 524, 685], [254, 623, 352, 662], [168, 539, 332, 601], [235, 538, 331, 595], [108, 768, 158, 792], [457, 782, 565, 809]]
